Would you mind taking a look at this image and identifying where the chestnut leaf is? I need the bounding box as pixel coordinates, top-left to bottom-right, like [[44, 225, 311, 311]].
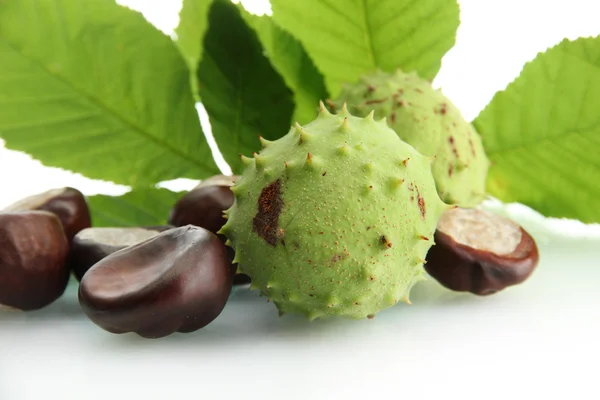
[[0, 0, 219, 186], [270, 0, 460, 97], [174, 0, 213, 101], [474, 37, 600, 223], [196, 0, 295, 174], [88, 188, 184, 227], [239, 7, 328, 125]]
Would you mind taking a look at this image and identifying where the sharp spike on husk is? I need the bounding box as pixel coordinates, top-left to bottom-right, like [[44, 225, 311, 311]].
[[299, 130, 311, 144], [340, 103, 349, 116], [253, 152, 266, 168], [390, 177, 405, 189], [240, 154, 253, 166], [318, 100, 332, 117], [258, 135, 272, 148], [338, 142, 351, 156], [306, 152, 313, 164], [339, 117, 350, 133]]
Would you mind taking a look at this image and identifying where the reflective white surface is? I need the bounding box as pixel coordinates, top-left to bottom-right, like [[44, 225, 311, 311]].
[[1, 1, 600, 399]]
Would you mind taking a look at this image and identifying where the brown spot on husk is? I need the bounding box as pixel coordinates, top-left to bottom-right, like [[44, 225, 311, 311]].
[[253, 179, 284, 246], [417, 191, 426, 219], [330, 253, 347, 263], [448, 136, 459, 158]]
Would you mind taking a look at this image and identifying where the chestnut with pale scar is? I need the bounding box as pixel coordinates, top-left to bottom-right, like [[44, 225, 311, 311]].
[[69, 226, 172, 281], [425, 208, 539, 295], [3, 187, 91, 240], [78, 226, 233, 338]]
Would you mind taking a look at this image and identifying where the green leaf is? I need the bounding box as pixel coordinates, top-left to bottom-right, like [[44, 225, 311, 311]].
[[197, 0, 295, 174], [240, 8, 328, 124], [270, 0, 459, 96], [0, 0, 219, 186], [175, 0, 213, 100], [473, 37, 600, 223], [88, 188, 183, 227]]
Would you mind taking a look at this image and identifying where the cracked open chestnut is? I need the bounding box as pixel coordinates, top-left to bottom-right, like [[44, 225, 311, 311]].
[[425, 207, 539, 295], [0, 211, 70, 311], [78, 225, 233, 338], [168, 174, 250, 285], [3, 187, 91, 240], [69, 226, 173, 281]]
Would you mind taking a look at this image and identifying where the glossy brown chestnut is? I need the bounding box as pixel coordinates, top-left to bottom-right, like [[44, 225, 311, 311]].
[[69, 226, 173, 281], [425, 207, 539, 295], [3, 187, 91, 240], [168, 175, 250, 284], [0, 211, 70, 310], [168, 175, 238, 239], [78, 225, 233, 338]]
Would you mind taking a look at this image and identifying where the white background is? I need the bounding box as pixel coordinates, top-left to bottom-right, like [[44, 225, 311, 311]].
[[1, 1, 600, 399]]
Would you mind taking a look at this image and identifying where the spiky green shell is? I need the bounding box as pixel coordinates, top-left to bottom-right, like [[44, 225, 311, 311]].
[[332, 69, 490, 208], [220, 106, 448, 320]]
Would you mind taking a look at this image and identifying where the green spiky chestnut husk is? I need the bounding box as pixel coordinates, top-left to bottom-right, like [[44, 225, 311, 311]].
[[220, 104, 450, 320], [332, 69, 490, 208]]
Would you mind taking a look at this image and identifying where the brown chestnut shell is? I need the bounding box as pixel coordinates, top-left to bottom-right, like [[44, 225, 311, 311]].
[[425, 210, 539, 295], [3, 187, 91, 240], [168, 175, 249, 285], [78, 225, 233, 338], [0, 211, 70, 310], [69, 226, 173, 281], [168, 178, 236, 238]]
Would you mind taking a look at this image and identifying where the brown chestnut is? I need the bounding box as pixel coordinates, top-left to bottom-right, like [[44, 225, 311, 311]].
[[0, 211, 70, 310], [168, 175, 250, 284], [69, 226, 173, 281], [78, 225, 233, 338], [168, 175, 237, 238], [3, 187, 91, 240], [425, 207, 539, 295]]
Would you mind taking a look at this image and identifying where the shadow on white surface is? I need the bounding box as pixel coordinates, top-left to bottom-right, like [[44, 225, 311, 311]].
[[1, 224, 597, 342]]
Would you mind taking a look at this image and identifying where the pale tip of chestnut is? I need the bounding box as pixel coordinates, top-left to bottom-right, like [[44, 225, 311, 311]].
[[3, 188, 69, 211], [195, 174, 239, 189], [69, 226, 173, 281]]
